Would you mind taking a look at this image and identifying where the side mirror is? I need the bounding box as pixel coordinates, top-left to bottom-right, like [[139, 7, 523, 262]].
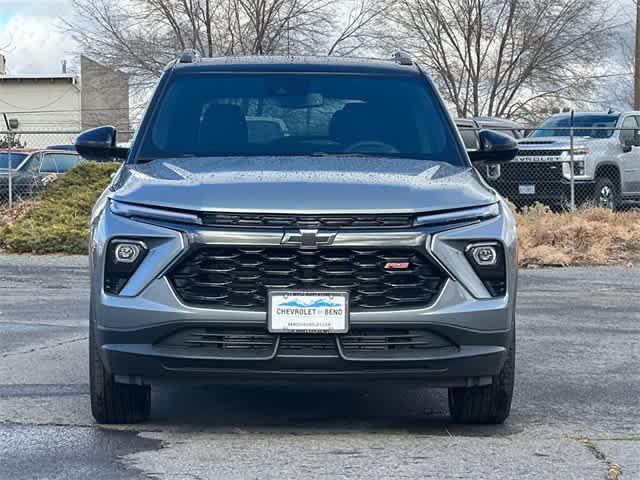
[[75, 126, 129, 162], [468, 129, 518, 164]]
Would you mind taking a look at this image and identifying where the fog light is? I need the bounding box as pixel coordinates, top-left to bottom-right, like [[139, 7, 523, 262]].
[[464, 242, 506, 297], [104, 239, 148, 295], [486, 164, 501, 180], [114, 243, 142, 263], [469, 245, 497, 266]]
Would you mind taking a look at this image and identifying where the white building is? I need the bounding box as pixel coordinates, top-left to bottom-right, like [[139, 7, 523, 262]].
[[0, 54, 129, 148]]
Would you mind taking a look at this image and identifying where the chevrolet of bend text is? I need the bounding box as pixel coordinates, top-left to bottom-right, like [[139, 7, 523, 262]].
[[77, 52, 519, 425]]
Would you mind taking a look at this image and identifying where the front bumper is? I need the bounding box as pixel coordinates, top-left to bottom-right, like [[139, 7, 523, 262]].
[[90, 202, 517, 387]]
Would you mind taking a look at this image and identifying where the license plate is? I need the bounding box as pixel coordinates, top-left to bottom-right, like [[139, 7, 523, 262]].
[[519, 185, 536, 195], [268, 291, 349, 334]]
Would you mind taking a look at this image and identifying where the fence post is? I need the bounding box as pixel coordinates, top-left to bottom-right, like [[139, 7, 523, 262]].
[[2, 113, 14, 214], [569, 110, 575, 211]]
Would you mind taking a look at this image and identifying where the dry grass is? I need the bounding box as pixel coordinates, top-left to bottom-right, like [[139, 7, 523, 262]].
[[514, 202, 640, 268]]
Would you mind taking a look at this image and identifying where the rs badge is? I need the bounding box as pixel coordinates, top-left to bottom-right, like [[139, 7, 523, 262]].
[[384, 262, 410, 270]]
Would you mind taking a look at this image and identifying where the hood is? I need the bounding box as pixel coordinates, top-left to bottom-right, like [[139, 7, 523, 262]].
[[110, 156, 497, 214], [518, 136, 595, 150]]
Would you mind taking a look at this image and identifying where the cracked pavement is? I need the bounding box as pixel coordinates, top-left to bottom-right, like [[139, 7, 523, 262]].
[[0, 255, 638, 479]]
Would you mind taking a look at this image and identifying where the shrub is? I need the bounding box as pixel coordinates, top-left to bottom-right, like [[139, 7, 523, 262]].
[[0, 162, 120, 254]]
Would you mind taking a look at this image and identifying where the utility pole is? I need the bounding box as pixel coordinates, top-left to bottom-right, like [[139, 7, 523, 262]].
[[635, 0, 640, 109]]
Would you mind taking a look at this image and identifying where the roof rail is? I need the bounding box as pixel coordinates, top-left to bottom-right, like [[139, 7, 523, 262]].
[[391, 50, 413, 66], [179, 49, 199, 64]]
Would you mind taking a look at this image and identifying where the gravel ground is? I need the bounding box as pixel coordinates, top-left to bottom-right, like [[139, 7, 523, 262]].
[[0, 255, 638, 479]]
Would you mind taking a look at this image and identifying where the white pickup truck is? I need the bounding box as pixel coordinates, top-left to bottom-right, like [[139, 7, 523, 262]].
[[480, 112, 640, 209]]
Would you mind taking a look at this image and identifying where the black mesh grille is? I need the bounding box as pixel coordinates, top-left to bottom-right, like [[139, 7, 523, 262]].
[[493, 161, 564, 183], [515, 149, 566, 157], [169, 247, 447, 311], [200, 213, 413, 229]]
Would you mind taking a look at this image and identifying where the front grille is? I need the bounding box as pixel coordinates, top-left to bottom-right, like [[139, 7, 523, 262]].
[[156, 327, 277, 359], [338, 329, 456, 359], [169, 247, 446, 311], [492, 161, 564, 183], [279, 335, 338, 356], [155, 327, 456, 360], [199, 213, 413, 229], [516, 149, 566, 157], [338, 329, 452, 352]]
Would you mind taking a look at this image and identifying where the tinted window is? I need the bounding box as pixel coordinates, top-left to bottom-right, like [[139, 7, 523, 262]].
[[138, 74, 465, 166], [530, 115, 619, 138], [457, 127, 480, 150], [620, 116, 638, 144], [39, 153, 82, 173], [0, 152, 29, 169]]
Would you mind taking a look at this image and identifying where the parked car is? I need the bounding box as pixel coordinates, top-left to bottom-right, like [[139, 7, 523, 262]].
[[0, 149, 83, 200], [77, 52, 519, 425], [479, 111, 640, 209], [45, 144, 78, 152]]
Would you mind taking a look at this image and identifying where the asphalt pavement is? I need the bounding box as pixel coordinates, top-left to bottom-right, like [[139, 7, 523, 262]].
[[0, 255, 638, 479]]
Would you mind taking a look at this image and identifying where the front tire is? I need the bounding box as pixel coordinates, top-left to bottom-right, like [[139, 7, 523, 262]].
[[593, 177, 618, 211], [448, 331, 515, 424], [90, 320, 151, 424]]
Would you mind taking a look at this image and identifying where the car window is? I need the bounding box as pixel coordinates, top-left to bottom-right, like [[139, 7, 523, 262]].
[[0, 152, 29, 169], [139, 73, 466, 166], [39, 153, 82, 173], [457, 127, 480, 151]]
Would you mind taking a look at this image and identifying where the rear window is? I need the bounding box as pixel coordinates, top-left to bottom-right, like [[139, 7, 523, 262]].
[[137, 73, 465, 166], [0, 152, 28, 169]]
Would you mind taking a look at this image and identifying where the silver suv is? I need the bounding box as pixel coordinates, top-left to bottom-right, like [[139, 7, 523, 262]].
[[483, 112, 640, 209], [77, 53, 519, 425]]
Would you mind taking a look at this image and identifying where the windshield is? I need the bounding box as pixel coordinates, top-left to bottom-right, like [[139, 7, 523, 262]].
[[137, 73, 465, 166], [0, 152, 29, 169], [529, 115, 619, 138]]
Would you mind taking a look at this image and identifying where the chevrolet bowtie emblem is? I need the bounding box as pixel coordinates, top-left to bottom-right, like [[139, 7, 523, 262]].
[[281, 229, 337, 250]]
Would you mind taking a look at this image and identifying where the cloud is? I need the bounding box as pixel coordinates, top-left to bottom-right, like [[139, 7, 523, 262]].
[[0, 2, 77, 74]]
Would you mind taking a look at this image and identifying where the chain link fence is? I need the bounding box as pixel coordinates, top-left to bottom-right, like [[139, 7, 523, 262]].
[[2, 122, 640, 213], [0, 130, 132, 210], [460, 123, 640, 212]]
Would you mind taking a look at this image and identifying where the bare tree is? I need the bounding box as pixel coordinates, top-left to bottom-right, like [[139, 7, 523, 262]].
[[395, 0, 620, 121], [65, 0, 391, 89]]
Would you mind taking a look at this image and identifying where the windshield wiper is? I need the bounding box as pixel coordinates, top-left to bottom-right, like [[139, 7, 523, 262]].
[[137, 154, 196, 164]]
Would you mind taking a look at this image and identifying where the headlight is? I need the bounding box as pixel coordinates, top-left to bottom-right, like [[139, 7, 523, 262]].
[[572, 147, 589, 155], [104, 239, 148, 295], [562, 160, 585, 179], [414, 203, 499, 227], [110, 199, 201, 224], [465, 242, 506, 297]]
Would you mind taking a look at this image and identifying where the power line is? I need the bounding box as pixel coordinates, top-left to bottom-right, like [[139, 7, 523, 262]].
[[0, 106, 146, 115]]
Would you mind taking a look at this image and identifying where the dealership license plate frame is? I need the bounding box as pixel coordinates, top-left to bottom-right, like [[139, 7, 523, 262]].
[[268, 290, 349, 334], [519, 184, 536, 195]]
